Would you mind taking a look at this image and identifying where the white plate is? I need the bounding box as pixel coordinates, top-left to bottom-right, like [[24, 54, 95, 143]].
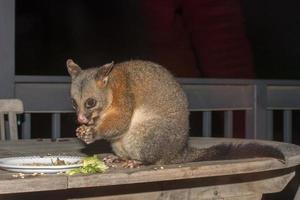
[[0, 156, 83, 174]]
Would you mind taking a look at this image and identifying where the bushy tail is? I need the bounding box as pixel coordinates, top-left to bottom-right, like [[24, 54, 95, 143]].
[[171, 143, 286, 164]]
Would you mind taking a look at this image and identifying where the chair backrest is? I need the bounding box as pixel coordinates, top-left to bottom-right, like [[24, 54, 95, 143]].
[[0, 99, 24, 140]]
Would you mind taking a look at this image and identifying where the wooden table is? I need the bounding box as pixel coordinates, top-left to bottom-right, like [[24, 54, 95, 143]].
[[0, 137, 299, 200]]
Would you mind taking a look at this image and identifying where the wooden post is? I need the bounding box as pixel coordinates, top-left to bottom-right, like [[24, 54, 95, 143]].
[[246, 83, 268, 140], [0, 0, 15, 98], [52, 113, 61, 139]]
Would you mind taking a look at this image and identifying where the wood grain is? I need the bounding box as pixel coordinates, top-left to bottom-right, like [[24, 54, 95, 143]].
[[0, 137, 298, 200], [0, 99, 23, 114], [0, 175, 67, 194]]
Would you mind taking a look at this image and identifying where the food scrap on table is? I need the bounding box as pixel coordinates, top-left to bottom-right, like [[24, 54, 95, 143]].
[[66, 155, 108, 175]]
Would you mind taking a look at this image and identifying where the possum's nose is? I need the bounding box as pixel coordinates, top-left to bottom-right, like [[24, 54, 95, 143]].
[[77, 113, 89, 124]]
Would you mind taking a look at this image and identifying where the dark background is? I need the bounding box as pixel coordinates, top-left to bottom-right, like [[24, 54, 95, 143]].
[[15, 0, 300, 79], [242, 0, 300, 79], [16, 0, 149, 75]]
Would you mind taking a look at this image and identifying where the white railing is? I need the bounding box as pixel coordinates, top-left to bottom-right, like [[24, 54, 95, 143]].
[[14, 75, 300, 143]]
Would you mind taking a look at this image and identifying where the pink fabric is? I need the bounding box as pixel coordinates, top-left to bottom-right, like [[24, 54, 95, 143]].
[[141, 0, 254, 78], [142, 0, 253, 136]]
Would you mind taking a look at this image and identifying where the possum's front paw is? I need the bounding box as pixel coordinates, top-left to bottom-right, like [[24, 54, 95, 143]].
[[76, 125, 96, 144]]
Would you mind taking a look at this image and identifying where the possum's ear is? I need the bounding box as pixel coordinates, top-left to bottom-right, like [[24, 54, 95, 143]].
[[66, 59, 82, 79], [95, 61, 114, 88]]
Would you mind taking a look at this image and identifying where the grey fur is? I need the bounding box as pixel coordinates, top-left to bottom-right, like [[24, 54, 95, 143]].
[[68, 60, 285, 165]]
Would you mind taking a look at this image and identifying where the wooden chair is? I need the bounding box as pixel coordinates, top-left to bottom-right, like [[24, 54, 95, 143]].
[[0, 99, 23, 140]]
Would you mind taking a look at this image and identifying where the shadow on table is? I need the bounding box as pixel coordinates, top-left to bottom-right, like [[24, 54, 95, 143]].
[[79, 139, 113, 155]]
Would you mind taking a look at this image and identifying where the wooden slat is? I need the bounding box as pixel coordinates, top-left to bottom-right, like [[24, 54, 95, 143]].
[[51, 113, 61, 139], [0, 114, 5, 140], [253, 83, 268, 140], [202, 111, 212, 137], [283, 110, 292, 143], [0, 176, 67, 194], [224, 111, 233, 138], [67, 173, 292, 200], [267, 110, 273, 140], [21, 113, 31, 139], [187, 173, 293, 200], [245, 109, 255, 139], [0, 99, 23, 114], [0, 99, 24, 140], [15, 83, 73, 112], [174, 85, 253, 111], [15, 83, 255, 112], [268, 86, 300, 109], [8, 112, 18, 140]]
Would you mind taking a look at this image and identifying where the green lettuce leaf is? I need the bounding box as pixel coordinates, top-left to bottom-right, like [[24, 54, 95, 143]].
[[66, 155, 108, 175]]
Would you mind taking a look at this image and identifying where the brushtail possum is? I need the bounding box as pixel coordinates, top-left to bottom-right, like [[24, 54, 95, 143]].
[[67, 59, 285, 165]]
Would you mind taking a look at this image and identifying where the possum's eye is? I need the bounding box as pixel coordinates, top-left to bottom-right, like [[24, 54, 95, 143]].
[[71, 98, 78, 110], [85, 98, 97, 109]]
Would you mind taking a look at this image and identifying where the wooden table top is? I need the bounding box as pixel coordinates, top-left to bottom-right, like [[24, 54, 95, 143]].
[[0, 137, 299, 195]]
